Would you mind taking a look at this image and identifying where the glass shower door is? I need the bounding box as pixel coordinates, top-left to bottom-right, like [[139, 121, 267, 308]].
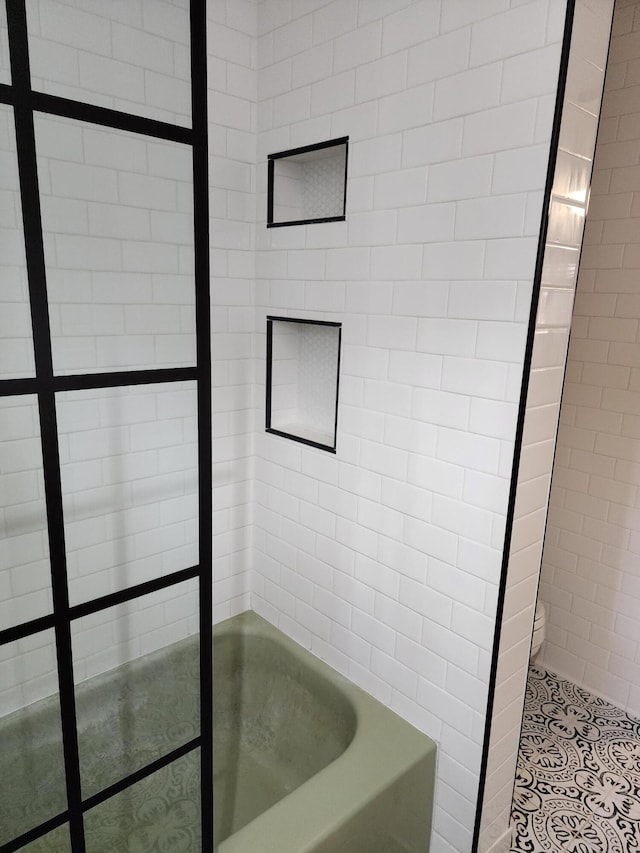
[[0, 1, 212, 849]]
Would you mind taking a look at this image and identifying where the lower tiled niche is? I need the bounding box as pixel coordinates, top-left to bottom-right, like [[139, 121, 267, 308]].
[[266, 316, 341, 452]]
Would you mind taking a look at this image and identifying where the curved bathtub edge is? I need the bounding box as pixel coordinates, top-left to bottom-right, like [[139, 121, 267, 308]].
[[214, 610, 437, 853]]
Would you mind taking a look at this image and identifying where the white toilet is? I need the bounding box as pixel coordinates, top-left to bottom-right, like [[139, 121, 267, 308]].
[[530, 601, 547, 661]]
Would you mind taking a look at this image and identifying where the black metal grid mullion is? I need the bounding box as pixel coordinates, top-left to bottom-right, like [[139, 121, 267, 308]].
[[190, 0, 214, 848], [3, 0, 213, 849], [6, 2, 86, 848]]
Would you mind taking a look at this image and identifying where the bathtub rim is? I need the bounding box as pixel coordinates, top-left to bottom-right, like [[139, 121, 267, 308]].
[[214, 609, 436, 853]]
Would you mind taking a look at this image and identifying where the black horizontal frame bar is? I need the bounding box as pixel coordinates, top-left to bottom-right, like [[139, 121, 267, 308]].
[[267, 214, 346, 229], [0, 566, 200, 648], [266, 426, 337, 454], [267, 315, 341, 327], [31, 92, 193, 145], [267, 135, 348, 161], [69, 564, 200, 621], [82, 737, 201, 813], [0, 367, 197, 399], [53, 366, 198, 393], [0, 376, 37, 397], [0, 81, 192, 145], [0, 81, 13, 104], [2, 810, 69, 853], [0, 612, 55, 646]]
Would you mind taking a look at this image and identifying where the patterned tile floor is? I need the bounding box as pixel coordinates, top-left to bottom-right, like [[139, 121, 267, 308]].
[[511, 665, 640, 853]]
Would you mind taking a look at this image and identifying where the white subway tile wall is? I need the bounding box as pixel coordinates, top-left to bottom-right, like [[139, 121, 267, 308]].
[[478, 2, 614, 851], [253, 2, 567, 851], [208, 0, 256, 625], [539, 0, 640, 718]]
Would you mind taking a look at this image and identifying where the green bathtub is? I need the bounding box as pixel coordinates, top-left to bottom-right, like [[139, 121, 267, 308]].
[[214, 611, 437, 853], [1, 611, 436, 851]]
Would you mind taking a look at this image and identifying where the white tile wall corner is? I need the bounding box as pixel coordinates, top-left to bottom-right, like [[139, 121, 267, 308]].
[[477, 1, 615, 850], [207, 0, 257, 626], [539, 0, 640, 718], [253, 2, 570, 850]]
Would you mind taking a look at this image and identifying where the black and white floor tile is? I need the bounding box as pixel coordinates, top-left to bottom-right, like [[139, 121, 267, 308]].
[[511, 665, 640, 853]]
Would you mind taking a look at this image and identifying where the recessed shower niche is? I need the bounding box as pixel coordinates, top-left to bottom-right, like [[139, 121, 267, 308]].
[[266, 317, 341, 452], [267, 137, 348, 227]]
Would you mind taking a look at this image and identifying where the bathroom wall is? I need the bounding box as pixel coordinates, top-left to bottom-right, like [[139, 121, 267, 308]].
[[251, 2, 568, 851], [539, 0, 640, 717], [478, 2, 615, 849], [207, 0, 257, 622], [0, 0, 203, 714]]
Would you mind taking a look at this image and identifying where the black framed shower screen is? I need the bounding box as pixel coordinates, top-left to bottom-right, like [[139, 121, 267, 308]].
[[0, 1, 213, 850]]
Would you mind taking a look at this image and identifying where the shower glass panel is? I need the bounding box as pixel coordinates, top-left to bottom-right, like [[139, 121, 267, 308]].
[[0, 0, 211, 848], [83, 750, 201, 853], [22, 825, 71, 853], [57, 382, 198, 605], [0, 395, 51, 630], [24, 0, 191, 128], [0, 103, 36, 379], [72, 579, 199, 799], [33, 114, 196, 376], [0, 4, 9, 84], [0, 630, 66, 846]]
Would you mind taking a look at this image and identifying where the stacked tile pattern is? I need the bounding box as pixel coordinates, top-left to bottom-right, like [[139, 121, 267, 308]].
[[252, 2, 567, 850], [478, 2, 614, 850], [539, 0, 640, 718]]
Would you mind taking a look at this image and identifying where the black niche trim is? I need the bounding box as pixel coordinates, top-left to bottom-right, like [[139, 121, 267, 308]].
[[265, 316, 341, 454], [267, 137, 348, 228]]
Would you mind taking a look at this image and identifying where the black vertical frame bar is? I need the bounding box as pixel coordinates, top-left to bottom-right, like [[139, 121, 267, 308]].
[[5, 1, 86, 849], [190, 0, 213, 848], [265, 317, 274, 430], [472, 1, 577, 849]]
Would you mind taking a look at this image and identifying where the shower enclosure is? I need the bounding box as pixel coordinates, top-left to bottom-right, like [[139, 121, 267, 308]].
[[0, 1, 213, 849]]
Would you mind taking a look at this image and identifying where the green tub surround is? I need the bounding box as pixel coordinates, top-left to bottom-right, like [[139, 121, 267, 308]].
[[214, 611, 437, 853]]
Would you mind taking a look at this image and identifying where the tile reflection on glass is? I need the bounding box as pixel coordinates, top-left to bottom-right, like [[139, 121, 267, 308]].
[[0, 396, 52, 632], [0, 631, 66, 847], [58, 382, 198, 605], [34, 113, 196, 377], [0, 104, 37, 379], [72, 581, 200, 798], [84, 751, 201, 853], [25, 0, 191, 127]]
